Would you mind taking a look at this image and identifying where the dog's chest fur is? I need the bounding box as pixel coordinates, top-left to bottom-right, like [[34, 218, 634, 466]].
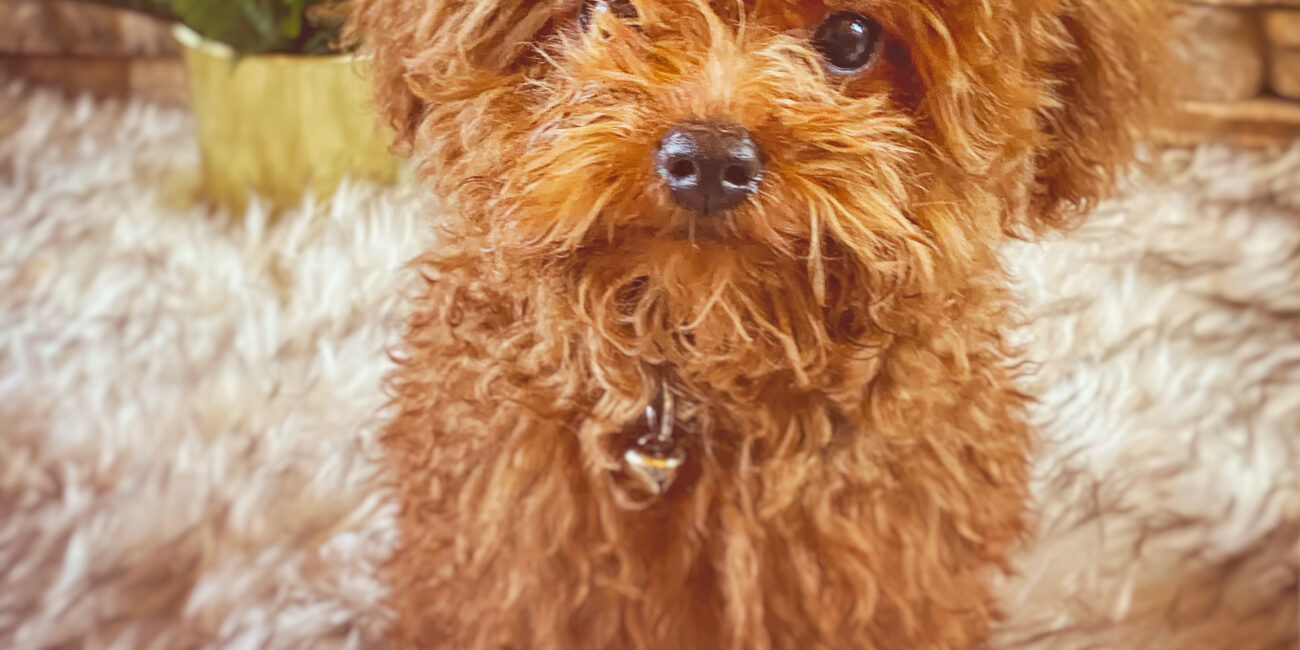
[[381, 243, 1032, 648]]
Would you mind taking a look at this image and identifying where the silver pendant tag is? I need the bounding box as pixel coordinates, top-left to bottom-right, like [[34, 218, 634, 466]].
[[622, 446, 686, 496], [622, 386, 687, 496]]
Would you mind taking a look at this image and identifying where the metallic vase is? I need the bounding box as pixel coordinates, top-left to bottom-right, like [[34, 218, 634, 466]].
[[175, 25, 397, 214]]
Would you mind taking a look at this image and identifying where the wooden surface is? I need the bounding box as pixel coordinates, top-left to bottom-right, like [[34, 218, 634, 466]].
[[0, 0, 176, 56], [1271, 49, 1300, 98], [1171, 4, 1268, 102], [0, 0, 183, 103], [1265, 9, 1300, 46], [1169, 1, 1300, 144], [0, 55, 187, 105], [1188, 0, 1300, 7], [1158, 98, 1300, 147]]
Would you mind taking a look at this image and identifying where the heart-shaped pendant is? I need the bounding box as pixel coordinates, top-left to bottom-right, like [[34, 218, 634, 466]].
[[622, 385, 687, 496], [623, 446, 686, 496]]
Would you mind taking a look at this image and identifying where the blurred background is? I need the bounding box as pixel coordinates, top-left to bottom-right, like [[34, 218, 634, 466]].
[[0, 2, 1297, 649], [2, 0, 395, 213], [6, 1, 1300, 203]]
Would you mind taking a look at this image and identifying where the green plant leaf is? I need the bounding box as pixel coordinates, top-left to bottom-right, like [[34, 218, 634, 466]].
[[69, 0, 353, 55], [239, 0, 280, 50], [281, 0, 306, 39]]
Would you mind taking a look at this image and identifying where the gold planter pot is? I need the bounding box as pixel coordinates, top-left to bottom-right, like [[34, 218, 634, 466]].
[[175, 25, 397, 213]]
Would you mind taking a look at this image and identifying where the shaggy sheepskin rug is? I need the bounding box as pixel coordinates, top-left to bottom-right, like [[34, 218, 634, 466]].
[[0, 81, 1296, 649]]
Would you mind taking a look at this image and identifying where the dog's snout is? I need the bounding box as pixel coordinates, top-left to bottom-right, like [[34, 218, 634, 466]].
[[654, 121, 764, 215]]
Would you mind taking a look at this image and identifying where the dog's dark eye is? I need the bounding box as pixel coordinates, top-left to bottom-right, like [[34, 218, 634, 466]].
[[812, 12, 882, 73], [579, 0, 639, 32]]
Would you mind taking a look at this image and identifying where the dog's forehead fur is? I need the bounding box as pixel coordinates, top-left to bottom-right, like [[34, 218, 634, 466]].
[[354, 0, 1162, 235]]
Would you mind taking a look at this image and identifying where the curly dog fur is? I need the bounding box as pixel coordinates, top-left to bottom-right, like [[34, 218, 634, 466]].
[[348, 0, 1164, 647]]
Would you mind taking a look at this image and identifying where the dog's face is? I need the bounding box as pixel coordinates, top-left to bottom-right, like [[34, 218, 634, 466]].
[[353, 0, 1160, 358]]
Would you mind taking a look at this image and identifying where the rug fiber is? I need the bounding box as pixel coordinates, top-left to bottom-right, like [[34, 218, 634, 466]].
[[0, 82, 1296, 649]]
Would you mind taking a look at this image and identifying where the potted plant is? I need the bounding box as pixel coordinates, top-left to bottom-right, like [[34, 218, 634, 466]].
[[82, 0, 397, 212]]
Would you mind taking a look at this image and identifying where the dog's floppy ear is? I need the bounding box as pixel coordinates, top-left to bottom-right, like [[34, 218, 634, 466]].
[[1025, 0, 1167, 233], [346, 0, 555, 151]]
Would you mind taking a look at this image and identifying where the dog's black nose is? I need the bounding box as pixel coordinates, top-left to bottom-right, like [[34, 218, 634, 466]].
[[654, 121, 764, 215]]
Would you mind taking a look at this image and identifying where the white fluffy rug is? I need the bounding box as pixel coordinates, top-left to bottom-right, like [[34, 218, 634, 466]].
[[1001, 149, 1300, 648], [0, 81, 1296, 649]]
